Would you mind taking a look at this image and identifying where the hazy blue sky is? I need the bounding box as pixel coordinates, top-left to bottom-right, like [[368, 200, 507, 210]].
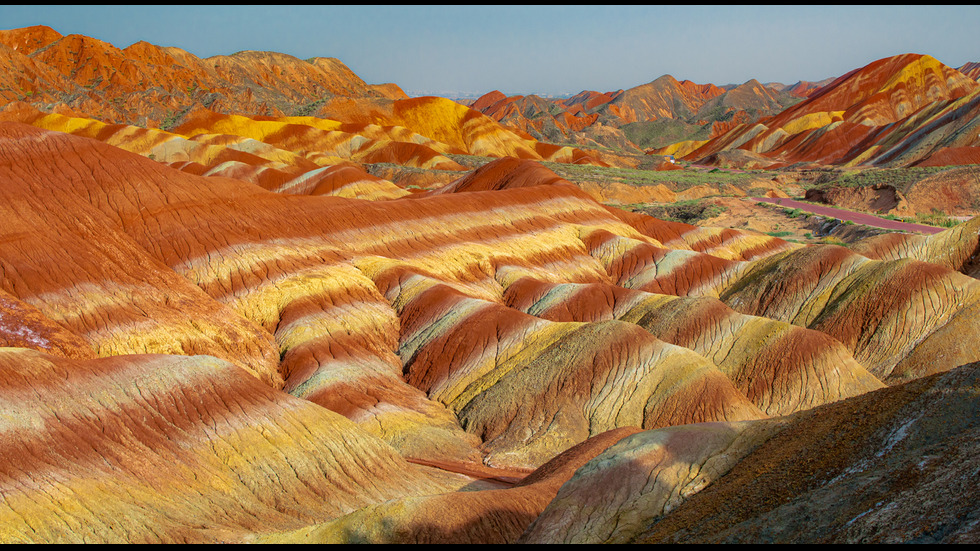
[[2, 5, 977, 96]]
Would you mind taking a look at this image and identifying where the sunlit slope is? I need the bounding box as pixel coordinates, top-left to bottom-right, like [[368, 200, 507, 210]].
[[613, 364, 980, 543], [173, 108, 467, 170], [316, 95, 609, 165], [503, 278, 883, 416], [369, 264, 764, 468], [0, 25, 406, 125], [0, 349, 465, 543], [0, 122, 778, 470], [0, 103, 412, 200], [256, 427, 641, 544], [0, 123, 284, 386], [719, 244, 980, 383], [672, 54, 980, 168], [4, 119, 980, 543]]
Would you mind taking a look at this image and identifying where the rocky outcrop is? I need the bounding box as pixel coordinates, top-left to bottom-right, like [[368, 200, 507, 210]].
[[676, 54, 980, 168]]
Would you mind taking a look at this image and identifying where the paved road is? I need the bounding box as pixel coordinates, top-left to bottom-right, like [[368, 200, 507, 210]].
[[754, 197, 945, 235]]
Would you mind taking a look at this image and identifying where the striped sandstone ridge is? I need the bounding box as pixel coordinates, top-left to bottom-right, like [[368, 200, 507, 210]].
[[0, 121, 479, 459], [0, 349, 470, 543], [719, 244, 980, 383], [0, 102, 441, 194], [172, 108, 468, 170], [0, 122, 778, 462], [0, 26, 407, 125], [4, 118, 980, 542], [661, 54, 980, 168], [849, 215, 980, 278], [502, 278, 884, 416], [0, 103, 418, 199], [959, 62, 980, 81], [520, 363, 980, 544], [253, 427, 642, 544], [375, 265, 764, 468], [312, 95, 608, 165], [520, 420, 789, 544], [0, 126, 284, 386], [423, 157, 980, 386], [602, 363, 980, 544]]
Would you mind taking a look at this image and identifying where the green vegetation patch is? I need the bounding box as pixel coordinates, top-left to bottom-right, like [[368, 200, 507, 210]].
[[621, 119, 711, 150], [806, 166, 948, 194], [634, 200, 728, 224], [539, 159, 778, 191]]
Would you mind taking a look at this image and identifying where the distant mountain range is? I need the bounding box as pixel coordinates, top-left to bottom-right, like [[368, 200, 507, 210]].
[[469, 57, 980, 169], [2, 25, 977, 170]]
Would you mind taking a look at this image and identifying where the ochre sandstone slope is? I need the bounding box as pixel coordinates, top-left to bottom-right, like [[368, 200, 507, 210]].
[[630, 363, 980, 543], [519, 363, 980, 544], [0, 25, 405, 125], [3, 108, 980, 544], [0, 102, 413, 199], [503, 277, 883, 416], [253, 427, 642, 544], [668, 54, 980, 168], [0, 349, 469, 543]]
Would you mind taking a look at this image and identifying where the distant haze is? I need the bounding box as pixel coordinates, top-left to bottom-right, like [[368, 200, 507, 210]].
[[1, 5, 977, 96]]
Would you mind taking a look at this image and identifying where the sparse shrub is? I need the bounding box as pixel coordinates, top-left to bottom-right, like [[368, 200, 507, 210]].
[[821, 236, 848, 246], [636, 200, 728, 224]]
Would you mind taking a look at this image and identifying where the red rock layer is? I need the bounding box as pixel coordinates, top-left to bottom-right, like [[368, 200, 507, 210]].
[[0, 26, 406, 126], [958, 61, 980, 81], [680, 54, 980, 168], [0, 349, 465, 543], [429, 156, 575, 194], [503, 277, 882, 416], [720, 244, 980, 382], [0, 289, 95, 359], [4, 115, 980, 542], [258, 427, 642, 544], [629, 364, 980, 544]]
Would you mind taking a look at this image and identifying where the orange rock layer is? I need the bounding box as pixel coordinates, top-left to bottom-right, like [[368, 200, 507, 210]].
[[672, 54, 980, 168], [3, 100, 980, 543]]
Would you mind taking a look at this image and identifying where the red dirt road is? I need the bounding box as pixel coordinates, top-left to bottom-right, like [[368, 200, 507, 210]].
[[754, 197, 945, 235]]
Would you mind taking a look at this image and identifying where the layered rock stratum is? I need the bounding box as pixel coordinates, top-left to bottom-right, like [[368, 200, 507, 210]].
[[659, 54, 980, 169], [1, 25, 979, 544]]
